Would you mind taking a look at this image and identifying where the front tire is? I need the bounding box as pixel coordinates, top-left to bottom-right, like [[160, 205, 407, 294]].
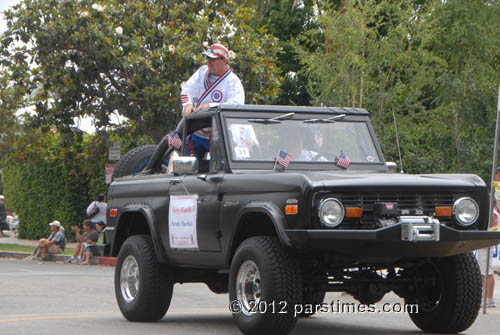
[[115, 235, 173, 322], [406, 252, 481, 333], [298, 290, 326, 317], [229, 236, 302, 335]]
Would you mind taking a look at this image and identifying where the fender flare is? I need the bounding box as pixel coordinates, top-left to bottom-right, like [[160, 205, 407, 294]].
[[113, 204, 168, 264], [227, 201, 293, 264]]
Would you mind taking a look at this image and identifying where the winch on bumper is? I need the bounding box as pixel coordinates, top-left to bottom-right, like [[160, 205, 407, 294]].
[[286, 215, 500, 258]]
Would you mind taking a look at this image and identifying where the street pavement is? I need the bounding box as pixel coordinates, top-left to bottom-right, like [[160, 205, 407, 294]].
[[0, 258, 500, 335]]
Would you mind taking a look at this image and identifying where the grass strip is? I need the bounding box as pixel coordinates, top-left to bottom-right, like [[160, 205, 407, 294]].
[[0, 243, 74, 255]]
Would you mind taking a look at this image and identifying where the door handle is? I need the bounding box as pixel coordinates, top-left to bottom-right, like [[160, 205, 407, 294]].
[[169, 178, 190, 195]]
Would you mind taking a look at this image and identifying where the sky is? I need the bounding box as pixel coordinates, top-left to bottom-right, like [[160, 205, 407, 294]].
[[0, 0, 21, 32], [0, 0, 126, 134]]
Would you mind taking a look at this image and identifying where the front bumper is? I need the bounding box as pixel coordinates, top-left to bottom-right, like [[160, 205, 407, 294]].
[[285, 224, 500, 258]]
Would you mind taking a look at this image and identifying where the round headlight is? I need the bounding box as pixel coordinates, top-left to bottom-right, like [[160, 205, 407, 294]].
[[319, 198, 344, 227], [453, 197, 479, 226]]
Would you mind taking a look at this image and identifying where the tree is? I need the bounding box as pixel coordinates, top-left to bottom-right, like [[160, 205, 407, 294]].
[[297, 0, 500, 181], [1, 0, 282, 143], [419, 0, 500, 176], [264, 0, 319, 105], [0, 70, 24, 165]]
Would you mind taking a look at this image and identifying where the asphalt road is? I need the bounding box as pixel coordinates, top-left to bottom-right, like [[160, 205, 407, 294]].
[[0, 258, 499, 335]]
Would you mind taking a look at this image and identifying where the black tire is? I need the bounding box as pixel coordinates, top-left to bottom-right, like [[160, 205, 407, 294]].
[[229, 236, 302, 335], [112, 145, 157, 180], [298, 290, 326, 317], [115, 235, 173, 322], [406, 252, 481, 333], [0, 222, 9, 237]]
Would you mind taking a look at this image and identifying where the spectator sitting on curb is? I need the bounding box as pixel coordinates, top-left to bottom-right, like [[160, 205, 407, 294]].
[[78, 220, 100, 265], [81, 221, 106, 263], [95, 221, 106, 246], [27, 220, 66, 261], [66, 219, 89, 263]]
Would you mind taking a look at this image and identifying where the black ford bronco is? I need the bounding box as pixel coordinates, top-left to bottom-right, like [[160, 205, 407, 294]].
[[106, 105, 500, 335]]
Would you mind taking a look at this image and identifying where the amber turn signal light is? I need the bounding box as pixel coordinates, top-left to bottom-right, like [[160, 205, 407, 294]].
[[285, 205, 298, 215], [345, 207, 363, 218], [435, 206, 452, 217]]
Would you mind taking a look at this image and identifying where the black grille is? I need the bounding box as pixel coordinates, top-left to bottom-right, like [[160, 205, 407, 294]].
[[331, 191, 455, 229]]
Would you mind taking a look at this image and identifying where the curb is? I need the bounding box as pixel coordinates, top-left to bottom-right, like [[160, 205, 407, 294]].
[[0, 251, 116, 266]]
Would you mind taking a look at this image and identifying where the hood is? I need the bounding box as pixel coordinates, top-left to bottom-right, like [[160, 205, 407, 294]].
[[302, 171, 486, 190]]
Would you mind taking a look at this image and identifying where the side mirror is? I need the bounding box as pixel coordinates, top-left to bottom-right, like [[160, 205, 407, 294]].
[[386, 162, 398, 173], [169, 153, 198, 175]]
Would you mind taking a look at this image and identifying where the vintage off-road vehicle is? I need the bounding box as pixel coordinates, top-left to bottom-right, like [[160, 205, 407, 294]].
[[105, 105, 500, 335]]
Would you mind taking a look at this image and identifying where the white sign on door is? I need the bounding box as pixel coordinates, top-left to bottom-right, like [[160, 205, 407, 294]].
[[168, 194, 199, 249]]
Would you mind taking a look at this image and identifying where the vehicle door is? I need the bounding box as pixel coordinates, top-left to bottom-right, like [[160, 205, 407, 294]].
[[168, 116, 224, 252]]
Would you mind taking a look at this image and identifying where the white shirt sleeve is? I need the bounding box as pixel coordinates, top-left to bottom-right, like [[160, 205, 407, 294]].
[[181, 67, 204, 110]]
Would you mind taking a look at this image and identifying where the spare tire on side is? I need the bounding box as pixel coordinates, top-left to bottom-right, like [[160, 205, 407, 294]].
[[112, 145, 157, 180]]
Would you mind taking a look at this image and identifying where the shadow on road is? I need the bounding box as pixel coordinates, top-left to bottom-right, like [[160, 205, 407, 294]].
[[154, 313, 425, 335]]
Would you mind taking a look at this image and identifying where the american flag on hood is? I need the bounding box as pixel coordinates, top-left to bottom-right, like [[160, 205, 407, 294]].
[[168, 131, 182, 149], [336, 150, 351, 169], [276, 150, 292, 168]]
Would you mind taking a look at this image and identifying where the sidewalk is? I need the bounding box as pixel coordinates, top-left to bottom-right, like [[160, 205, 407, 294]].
[[0, 233, 77, 249], [0, 233, 115, 266]]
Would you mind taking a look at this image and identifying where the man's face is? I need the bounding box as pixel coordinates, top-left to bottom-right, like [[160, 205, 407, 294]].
[[96, 224, 104, 233], [50, 225, 58, 232], [314, 132, 323, 148], [83, 224, 92, 232], [206, 57, 227, 76]]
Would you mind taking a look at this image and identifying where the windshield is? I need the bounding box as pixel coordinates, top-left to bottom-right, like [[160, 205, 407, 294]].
[[225, 117, 381, 164]]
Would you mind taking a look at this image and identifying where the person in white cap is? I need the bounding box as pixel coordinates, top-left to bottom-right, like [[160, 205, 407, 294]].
[[27, 220, 66, 261], [180, 43, 245, 160]]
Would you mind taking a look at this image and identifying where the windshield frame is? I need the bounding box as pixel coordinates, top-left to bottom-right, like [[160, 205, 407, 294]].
[[219, 110, 387, 172]]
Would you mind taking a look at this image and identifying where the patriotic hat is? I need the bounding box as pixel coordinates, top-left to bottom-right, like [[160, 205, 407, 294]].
[[203, 43, 229, 60]]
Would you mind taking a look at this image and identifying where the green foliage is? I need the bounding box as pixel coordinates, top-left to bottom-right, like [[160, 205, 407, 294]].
[[298, 0, 500, 181], [1, 0, 282, 142], [1, 127, 114, 241], [0, 0, 284, 240], [2, 160, 85, 240], [3, 0, 500, 241], [0, 243, 74, 255], [258, 0, 320, 105]]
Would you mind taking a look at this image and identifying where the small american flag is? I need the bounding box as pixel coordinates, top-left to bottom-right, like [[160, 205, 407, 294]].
[[336, 151, 351, 169], [168, 131, 182, 149], [180, 94, 188, 104], [276, 150, 292, 168]]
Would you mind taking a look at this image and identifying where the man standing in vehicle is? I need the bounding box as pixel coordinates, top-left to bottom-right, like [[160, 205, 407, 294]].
[[180, 43, 245, 159]]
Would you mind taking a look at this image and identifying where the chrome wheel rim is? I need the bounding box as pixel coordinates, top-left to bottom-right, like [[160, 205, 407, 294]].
[[120, 255, 140, 303], [236, 260, 261, 316]]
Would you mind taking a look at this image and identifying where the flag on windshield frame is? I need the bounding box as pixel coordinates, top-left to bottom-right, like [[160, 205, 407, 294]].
[[336, 150, 351, 169], [276, 150, 292, 168], [168, 131, 182, 149]]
